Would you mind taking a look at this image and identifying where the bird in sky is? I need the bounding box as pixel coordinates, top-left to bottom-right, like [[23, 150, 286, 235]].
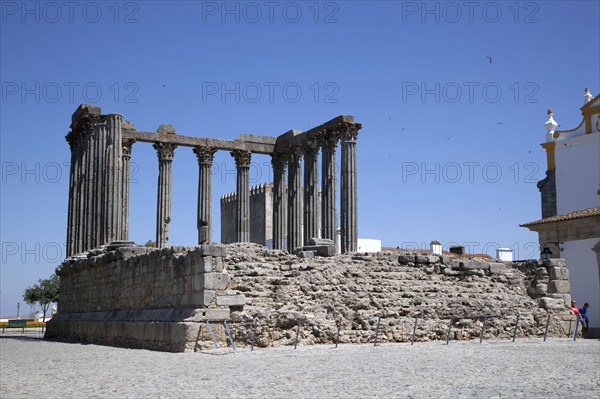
[[486, 56, 493, 63], [498, 122, 503, 125]]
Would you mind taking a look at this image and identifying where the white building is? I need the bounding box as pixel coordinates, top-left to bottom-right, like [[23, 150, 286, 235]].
[[522, 88, 600, 338]]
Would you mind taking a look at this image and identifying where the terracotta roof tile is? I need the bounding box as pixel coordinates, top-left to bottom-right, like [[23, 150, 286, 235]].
[[521, 205, 600, 227]]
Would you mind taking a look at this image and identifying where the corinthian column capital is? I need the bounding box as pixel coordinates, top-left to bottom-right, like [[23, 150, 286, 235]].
[[122, 138, 136, 158], [303, 140, 320, 158], [153, 142, 177, 161], [231, 149, 251, 168], [339, 124, 359, 142], [317, 129, 339, 150], [193, 146, 217, 165], [271, 151, 287, 172]]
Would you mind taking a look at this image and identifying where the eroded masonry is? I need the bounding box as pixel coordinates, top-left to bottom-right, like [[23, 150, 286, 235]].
[[64, 104, 361, 255]]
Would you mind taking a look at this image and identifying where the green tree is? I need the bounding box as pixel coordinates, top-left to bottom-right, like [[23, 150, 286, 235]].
[[23, 274, 60, 322], [144, 240, 156, 247]]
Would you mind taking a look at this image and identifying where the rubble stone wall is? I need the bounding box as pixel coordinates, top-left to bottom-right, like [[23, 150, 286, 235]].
[[46, 243, 576, 352], [222, 244, 575, 348]]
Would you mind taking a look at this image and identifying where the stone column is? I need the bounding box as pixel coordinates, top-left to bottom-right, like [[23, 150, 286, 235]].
[[82, 130, 93, 251], [194, 146, 217, 244], [303, 141, 320, 244], [104, 115, 123, 245], [65, 133, 78, 257], [91, 122, 103, 248], [340, 124, 359, 253], [74, 138, 84, 254], [231, 149, 251, 243], [95, 122, 105, 246], [320, 130, 338, 242], [154, 142, 177, 248], [271, 152, 287, 250], [287, 146, 303, 253], [121, 138, 135, 241]]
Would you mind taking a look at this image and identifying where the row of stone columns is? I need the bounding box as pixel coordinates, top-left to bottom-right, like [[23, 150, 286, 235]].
[[66, 110, 359, 255], [66, 113, 127, 257], [270, 124, 360, 254]]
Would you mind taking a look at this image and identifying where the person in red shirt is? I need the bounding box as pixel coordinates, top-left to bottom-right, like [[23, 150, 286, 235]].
[[570, 300, 581, 315]]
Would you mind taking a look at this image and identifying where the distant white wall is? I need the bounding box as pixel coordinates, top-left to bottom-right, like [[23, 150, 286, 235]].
[[555, 133, 600, 214], [496, 248, 513, 262], [357, 239, 382, 253], [561, 238, 600, 329]]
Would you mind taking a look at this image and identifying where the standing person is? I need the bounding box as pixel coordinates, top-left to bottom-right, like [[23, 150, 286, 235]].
[[570, 300, 580, 316], [579, 303, 590, 333]]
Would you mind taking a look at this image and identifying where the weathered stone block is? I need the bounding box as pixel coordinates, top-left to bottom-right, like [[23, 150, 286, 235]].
[[549, 266, 569, 280], [549, 266, 562, 280], [543, 258, 566, 268], [202, 256, 213, 273], [198, 244, 226, 257], [204, 308, 230, 321], [198, 226, 209, 244], [398, 255, 415, 264], [537, 297, 565, 309], [460, 260, 490, 270], [302, 245, 335, 257], [489, 263, 507, 274], [536, 267, 549, 279], [157, 123, 176, 134], [203, 273, 230, 290], [426, 255, 440, 264], [307, 238, 335, 246], [415, 255, 429, 264], [548, 280, 570, 293], [214, 257, 223, 272], [216, 294, 246, 307], [192, 276, 202, 291], [535, 283, 548, 295], [448, 259, 462, 270], [190, 290, 215, 307]]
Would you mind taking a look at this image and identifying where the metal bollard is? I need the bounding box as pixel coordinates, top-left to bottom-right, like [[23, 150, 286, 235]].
[[411, 317, 418, 345], [251, 318, 257, 351], [479, 316, 487, 344], [206, 320, 219, 350], [374, 317, 381, 347], [335, 319, 341, 349], [294, 319, 301, 350], [573, 315, 580, 341], [446, 318, 453, 345], [223, 320, 236, 352], [543, 314, 551, 341], [512, 314, 520, 343]]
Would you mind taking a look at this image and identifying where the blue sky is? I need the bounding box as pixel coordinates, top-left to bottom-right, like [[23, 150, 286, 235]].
[[1, 0, 599, 317]]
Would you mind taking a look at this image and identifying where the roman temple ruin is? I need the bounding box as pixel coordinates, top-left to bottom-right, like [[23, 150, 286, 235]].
[[47, 104, 577, 351], [63, 104, 361, 255]]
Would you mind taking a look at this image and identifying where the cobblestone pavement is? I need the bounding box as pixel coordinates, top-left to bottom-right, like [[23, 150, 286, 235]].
[[1, 337, 599, 398]]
